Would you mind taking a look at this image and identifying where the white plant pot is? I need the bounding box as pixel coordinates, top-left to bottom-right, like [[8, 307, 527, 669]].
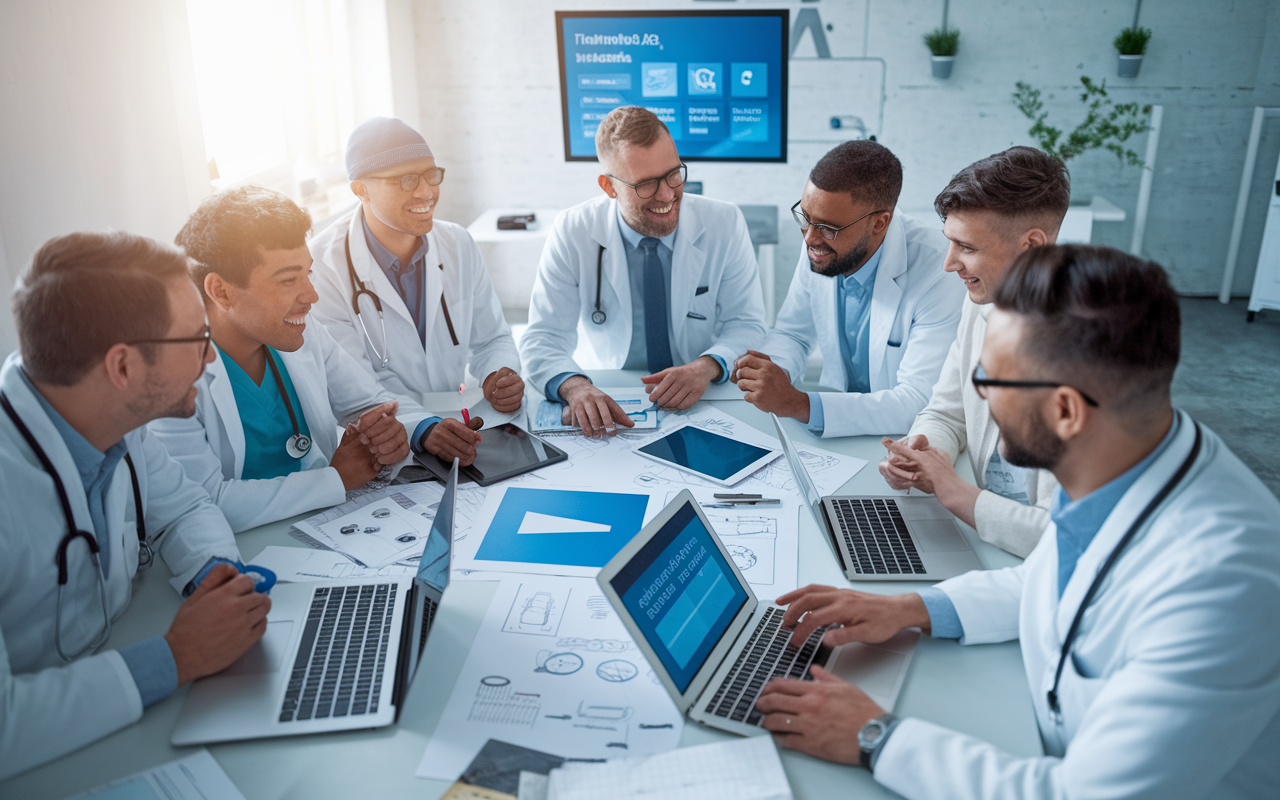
[[1117, 54, 1143, 78], [931, 56, 955, 79]]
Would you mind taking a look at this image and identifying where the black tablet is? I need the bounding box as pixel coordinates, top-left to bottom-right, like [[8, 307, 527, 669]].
[[414, 424, 568, 487]]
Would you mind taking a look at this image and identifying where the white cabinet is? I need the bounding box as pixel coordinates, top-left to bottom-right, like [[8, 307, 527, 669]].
[[1247, 149, 1280, 322]]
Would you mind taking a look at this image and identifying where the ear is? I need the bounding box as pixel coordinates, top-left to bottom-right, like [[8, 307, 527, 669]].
[[102, 343, 133, 391], [1023, 227, 1049, 250], [872, 210, 894, 236], [203, 272, 235, 314], [1046, 386, 1091, 443], [597, 174, 616, 198], [350, 180, 368, 202]]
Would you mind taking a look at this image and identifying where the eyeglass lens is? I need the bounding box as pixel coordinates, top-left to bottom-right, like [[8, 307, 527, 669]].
[[791, 205, 839, 241], [397, 168, 446, 191], [634, 165, 687, 199]]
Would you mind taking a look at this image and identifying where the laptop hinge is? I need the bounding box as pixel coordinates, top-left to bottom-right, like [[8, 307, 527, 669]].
[[391, 582, 420, 721]]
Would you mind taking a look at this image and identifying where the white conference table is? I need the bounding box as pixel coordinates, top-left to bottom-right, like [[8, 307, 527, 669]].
[[3, 373, 1042, 799]]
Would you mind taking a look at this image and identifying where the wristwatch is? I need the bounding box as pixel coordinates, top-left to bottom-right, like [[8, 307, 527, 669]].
[[858, 713, 899, 772]]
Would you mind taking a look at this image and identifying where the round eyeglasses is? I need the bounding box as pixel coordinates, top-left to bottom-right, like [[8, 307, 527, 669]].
[[607, 164, 687, 200]]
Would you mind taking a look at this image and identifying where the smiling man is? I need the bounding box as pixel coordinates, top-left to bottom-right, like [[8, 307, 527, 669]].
[[310, 117, 523, 464], [521, 106, 766, 436], [732, 141, 964, 437], [877, 147, 1070, 557], [151, 187, 430, 532]]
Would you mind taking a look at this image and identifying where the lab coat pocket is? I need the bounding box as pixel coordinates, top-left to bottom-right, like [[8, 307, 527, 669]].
[[886, 339, 906, 379]]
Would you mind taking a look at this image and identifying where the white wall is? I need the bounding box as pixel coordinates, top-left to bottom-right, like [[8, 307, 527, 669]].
[[409, 0, 1280, 300], [0, 0, 209, 356]]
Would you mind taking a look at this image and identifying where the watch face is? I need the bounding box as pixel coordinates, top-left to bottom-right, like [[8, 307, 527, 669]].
[[858, 719, 886, 749]]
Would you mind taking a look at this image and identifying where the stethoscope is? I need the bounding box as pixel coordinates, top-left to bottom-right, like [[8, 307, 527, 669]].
[[263, 349, 311, 459], [344, 230, 461, 367], [1, 391, 152, 662], [1046, 419, 1202, 724], [592, 244, 607, 324]]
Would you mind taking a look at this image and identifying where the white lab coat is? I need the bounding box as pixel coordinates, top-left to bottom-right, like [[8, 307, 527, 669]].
[[308, 205, 521, 405], [762, 211, 963, 438], [520, 193, 766, 396], [875, 412, 1280, 800], [0, 353, 242, 780], [148, 323, 430, 532]]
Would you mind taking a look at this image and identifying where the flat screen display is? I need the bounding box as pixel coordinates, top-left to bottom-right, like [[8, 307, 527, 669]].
[[556, 10, 789, 162], [611, 501, 749, 692], [636, 425, 775, 482]]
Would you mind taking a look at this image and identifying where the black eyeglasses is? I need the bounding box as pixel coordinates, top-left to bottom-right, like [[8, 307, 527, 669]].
[[791, 201, 887, 242], [971, 363, 1099, 407], [607, 164, 687, 199], [371, 167, 446, 192], [130, 327, 212, 360]]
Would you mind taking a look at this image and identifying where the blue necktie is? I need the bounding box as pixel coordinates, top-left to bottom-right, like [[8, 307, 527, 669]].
[[641, 237, 673, 373]]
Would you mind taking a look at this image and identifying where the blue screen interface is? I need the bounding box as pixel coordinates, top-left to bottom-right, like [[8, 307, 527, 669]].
[[637, 425, 773, 481], [558, 11, 786, 161], [612, 502, 749, 693]]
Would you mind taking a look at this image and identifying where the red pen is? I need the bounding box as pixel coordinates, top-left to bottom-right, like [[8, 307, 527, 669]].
[[461, 408, 471, 426]]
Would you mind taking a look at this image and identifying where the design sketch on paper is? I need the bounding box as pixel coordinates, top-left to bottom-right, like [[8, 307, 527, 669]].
[[595, 660, 638, 682], [586, 596, 612, 619], [554, 637, 633, 653], [502, 583, 570, 637], [535, 651, 584, 675], [468, 676, 541, 726]]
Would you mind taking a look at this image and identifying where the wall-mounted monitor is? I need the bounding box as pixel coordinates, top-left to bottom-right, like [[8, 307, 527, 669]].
[[556, 10, 789, 163]]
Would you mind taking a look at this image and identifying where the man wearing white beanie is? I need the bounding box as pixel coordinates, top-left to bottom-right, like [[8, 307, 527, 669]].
[[310, 117, 524, 465]]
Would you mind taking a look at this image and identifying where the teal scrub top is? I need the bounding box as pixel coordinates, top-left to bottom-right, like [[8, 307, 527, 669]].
[[219, 346, 312, 480]]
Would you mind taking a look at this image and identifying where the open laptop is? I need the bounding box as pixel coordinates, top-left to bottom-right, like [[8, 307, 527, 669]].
[[597, 491, 919, 736], [771, 414, 981, 581], [172, 459, 460, 745]]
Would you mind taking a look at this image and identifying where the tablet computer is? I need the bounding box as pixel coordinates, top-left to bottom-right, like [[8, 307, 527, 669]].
[[631, 423, 780, 486], [415, 424, 568, 487]]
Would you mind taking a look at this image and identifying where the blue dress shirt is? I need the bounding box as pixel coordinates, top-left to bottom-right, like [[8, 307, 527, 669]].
[[363, 216, 430, 346], [219, 347, 311, 481], [920, 415, 1181, 639], [806, 244, 883, 435], [544, 208, 728, 401]]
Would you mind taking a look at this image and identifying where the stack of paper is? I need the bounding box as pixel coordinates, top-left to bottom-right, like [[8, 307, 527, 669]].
[[531, 388, 659, 433], [540, 736, 793, 800]]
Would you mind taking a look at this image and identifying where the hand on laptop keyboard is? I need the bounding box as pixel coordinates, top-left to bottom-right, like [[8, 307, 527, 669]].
[[755, 665, 884, 766], [775, 584, 932, 647]]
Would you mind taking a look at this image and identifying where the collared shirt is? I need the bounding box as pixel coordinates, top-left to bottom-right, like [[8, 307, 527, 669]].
[[921, 414, 1181, 638], [984, 442, 1030, 504], [363, 216, 430, 346], [806, 243, 883, 435], [219, 346, 311, 481]]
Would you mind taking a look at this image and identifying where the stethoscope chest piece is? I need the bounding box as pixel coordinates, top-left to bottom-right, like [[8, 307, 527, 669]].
[[591, 309, 607, 325], [286, 433, 312, 459]]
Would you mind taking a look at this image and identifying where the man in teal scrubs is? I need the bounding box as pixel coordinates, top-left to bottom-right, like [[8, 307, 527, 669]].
[[151, 187, 431, 532]]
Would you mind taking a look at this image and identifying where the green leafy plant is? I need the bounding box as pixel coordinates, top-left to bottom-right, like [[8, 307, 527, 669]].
[[1113, 26, 1152, 55], [923, 27, 960, 57], [1012, 76, 1152, 166]]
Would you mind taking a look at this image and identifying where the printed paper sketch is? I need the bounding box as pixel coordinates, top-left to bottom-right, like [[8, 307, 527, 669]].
[[535, 651, 584, 675], [595, 660, 638, 682], [503, 583, 570, 636], [554, 637, 633, 653], [468, 676, 540, 726], [586, 596, 612, 620]]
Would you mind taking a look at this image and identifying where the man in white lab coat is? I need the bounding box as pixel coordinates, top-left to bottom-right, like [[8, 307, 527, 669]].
[[521, 106, 766, 436], [878, 147, 1071, 557], [755, 245, 1280, 799], [1, 232, 270, 779], [731, 141, 963, 437], [152, 187, 429, 532], [310, 117, 522, 463]]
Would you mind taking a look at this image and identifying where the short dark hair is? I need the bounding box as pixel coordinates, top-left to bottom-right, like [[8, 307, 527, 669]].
[[808, 140, 903, 210], [934, 146, 1071, 233], [12, 231, 188, 386], [994, 244, 1180, 415], [175, 186, 312, 296]]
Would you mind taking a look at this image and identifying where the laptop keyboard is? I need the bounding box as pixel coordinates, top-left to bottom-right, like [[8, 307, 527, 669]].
[[703, 607, 830, 726], [279, 584, 397, 723], [832, 498, 926, 575], [419, 596, 438, 654]]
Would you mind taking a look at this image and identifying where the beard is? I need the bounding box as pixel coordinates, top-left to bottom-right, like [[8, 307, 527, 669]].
[[127, 371, 196, 422], [621, 194, 682, 239], [999, 410, 1066, 471], [809, 227, 872, 278]]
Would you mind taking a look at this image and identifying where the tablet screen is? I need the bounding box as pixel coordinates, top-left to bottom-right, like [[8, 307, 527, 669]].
[[636, 426, 773, 481], [467, 424, 567, 485]]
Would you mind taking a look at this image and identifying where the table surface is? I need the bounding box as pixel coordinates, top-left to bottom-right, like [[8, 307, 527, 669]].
[[466, 208, 563, 243], [3, 372, 1042, 799]]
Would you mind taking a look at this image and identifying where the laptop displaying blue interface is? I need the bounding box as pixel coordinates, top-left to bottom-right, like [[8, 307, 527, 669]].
[[609, 501, 749, 693], [636, 426, 773, 482]]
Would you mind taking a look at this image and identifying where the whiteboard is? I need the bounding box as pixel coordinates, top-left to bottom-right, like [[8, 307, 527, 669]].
[[788, 57, 885, 143]]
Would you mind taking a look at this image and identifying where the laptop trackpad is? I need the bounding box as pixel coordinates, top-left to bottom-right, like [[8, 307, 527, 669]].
[[221, 620, 293, 677], [911, 519, 969, 552], [826, 639, 910, 709]]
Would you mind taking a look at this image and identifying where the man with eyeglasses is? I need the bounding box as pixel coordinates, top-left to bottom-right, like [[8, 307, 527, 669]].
[[878, 147, 1069, 558], [521, 106, 766, 435], [732, 141, 963, 438], [153, 186, 431, 532], [310, 117, 523, 464], [1, 232, 270, 779]]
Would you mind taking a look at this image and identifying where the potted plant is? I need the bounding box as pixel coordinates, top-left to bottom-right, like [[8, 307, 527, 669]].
[[923, 27, 960, 79], [1013, 76, 1151, 164], [1114, 26, 1151, 78]]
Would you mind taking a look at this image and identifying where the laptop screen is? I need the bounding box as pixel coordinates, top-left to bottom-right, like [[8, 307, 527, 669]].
[[608, 501, 749, 693], [417, 469, 457, 593], [772, 415, 827, 531]]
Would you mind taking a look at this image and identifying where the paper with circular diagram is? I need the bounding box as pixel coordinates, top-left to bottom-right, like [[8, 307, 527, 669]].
[[416, 575, 684, 780]]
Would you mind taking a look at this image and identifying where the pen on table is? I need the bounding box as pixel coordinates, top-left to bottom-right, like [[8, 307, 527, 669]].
[[715, 493, 762, 499], [704, 498, 780, 507]]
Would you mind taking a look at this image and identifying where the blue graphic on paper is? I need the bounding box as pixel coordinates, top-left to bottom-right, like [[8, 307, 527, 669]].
[[476, 488, 649, 568]]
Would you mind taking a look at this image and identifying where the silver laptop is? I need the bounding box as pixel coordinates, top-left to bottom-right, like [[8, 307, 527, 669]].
[[172, 460, 460, 745], [596, 490, 919, 737], [771, 414, 981, 582]]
